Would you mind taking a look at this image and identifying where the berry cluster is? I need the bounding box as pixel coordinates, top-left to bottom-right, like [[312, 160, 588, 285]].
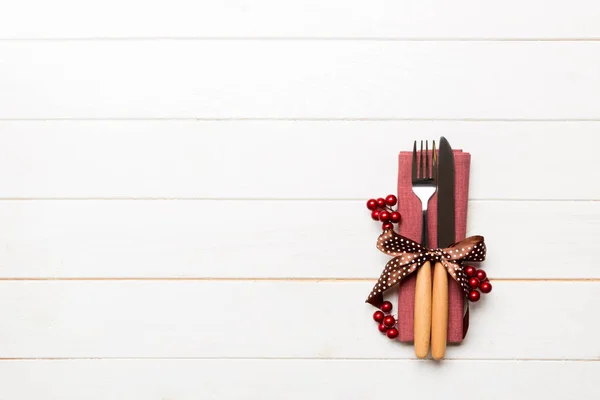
[[372, 301, 399, 339], [464, 265, 492, 302], [366, 195, 402, 231]]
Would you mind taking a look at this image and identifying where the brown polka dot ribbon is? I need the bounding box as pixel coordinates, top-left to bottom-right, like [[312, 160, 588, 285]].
[[366, 229, 486, 307]]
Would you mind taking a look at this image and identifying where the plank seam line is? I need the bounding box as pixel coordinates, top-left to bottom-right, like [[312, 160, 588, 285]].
[[0, 198, 595, 202], [0, 357, 597, 362], [2, 118, 600, 122], [0, 278, 596, 282], [1, 37, 600, 42]]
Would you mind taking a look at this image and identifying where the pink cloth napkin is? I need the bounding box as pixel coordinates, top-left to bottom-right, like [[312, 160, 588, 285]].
[[396, 150, 471, 343]]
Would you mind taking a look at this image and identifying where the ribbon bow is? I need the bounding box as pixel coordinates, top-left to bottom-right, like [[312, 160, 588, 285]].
[[366, 229, 486, 307]]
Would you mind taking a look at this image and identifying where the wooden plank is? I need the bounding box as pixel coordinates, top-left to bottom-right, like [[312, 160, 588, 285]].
[[0, 359, 597, 399], [0, 200, 596, 279], [1, 41, 599, 119], [0, 0, 599, 39], [0, 281, 596, 359], [0, 122, 598, 199]]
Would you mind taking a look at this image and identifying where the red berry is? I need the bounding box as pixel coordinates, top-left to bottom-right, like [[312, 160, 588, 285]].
[[465, 265, 477, 277], [366, 199, 377, 210], [386, 327, 399, 339], [371, 210, 380, 221], [469, 290, 481, 302], [480, 281, 492, 293], [376, 198, 386, 208], [373, 311, 385, 323], [381, 301, 393, 313], [382, 222, 393, 231], [469, 277, 480, 289], [390, 211, 401, 223], [378, 323, 388, 333], [379, 211, 390, 222], [385, 195, 397, 207], [383, 315, 395, 328], [476, 269, 487, 281]]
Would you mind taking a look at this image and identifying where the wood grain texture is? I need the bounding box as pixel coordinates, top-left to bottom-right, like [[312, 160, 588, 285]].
[[0, 359, 598, 399], [431, 262, 448, 360], [414, 261, 432, 358], [0, 281, 596, 359], [1, 42, 599, 119], [0, 122, 599, 199], [0, 0, 599, 39], [0, 200, 596, 278]]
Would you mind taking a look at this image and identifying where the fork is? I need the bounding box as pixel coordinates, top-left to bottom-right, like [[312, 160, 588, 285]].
[[411, 140, 437, 359]]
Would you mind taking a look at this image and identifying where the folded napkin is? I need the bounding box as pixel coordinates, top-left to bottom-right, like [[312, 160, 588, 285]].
[[396, 150, 471, 343]]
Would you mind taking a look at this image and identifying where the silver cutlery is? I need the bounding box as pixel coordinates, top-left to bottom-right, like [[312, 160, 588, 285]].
[[411, 140, 437, 359]]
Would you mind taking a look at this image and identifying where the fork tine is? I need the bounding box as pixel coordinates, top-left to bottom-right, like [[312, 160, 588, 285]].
[[412, 140, 417, 183], [420, 140, 424, 179], [432, 140, 437, 182], [425, 140, 429, 179]]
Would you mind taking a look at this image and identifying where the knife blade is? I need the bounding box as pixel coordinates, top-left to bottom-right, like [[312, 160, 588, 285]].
[[437, 137, 455, 247], [431, 136, 455, 360]]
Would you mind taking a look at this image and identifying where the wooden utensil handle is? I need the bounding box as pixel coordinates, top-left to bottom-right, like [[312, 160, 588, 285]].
[[414, 260, 432, 359], [431, 262, 448, 360]]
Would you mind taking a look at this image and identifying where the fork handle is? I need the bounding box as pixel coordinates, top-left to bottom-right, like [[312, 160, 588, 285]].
[[414, 260, 432, 359], [431, 262, 448, 360], [420, 210, 428, 247], [414, 209, 431, 358]]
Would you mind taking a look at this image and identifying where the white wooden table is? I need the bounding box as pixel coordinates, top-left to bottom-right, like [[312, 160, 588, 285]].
[[0, 1, 598, 398]]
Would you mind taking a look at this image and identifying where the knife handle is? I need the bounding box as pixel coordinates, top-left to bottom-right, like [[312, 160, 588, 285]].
[[431, 262, 448, 360], [414, 260, 432, 359]]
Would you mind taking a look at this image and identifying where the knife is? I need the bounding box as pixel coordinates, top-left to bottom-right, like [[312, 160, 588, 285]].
[[431, 136, 455, 360]]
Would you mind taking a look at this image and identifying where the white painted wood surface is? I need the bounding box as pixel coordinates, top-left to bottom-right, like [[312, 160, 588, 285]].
[[0, 200, 596, 278], [0, 122, 598, 199], [0, 1, 598, 398], [0, 360, 597, 400], [0, 0, 599, 39], [0, 281, 597, 359], [1, 42, 600, 120]]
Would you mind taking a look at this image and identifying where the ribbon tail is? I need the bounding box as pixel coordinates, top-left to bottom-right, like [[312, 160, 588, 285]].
[[442, 260, 471, 298], [463, 304, 470, 339], [366, 292, 384, 308], [366, 258, 422, 308]]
